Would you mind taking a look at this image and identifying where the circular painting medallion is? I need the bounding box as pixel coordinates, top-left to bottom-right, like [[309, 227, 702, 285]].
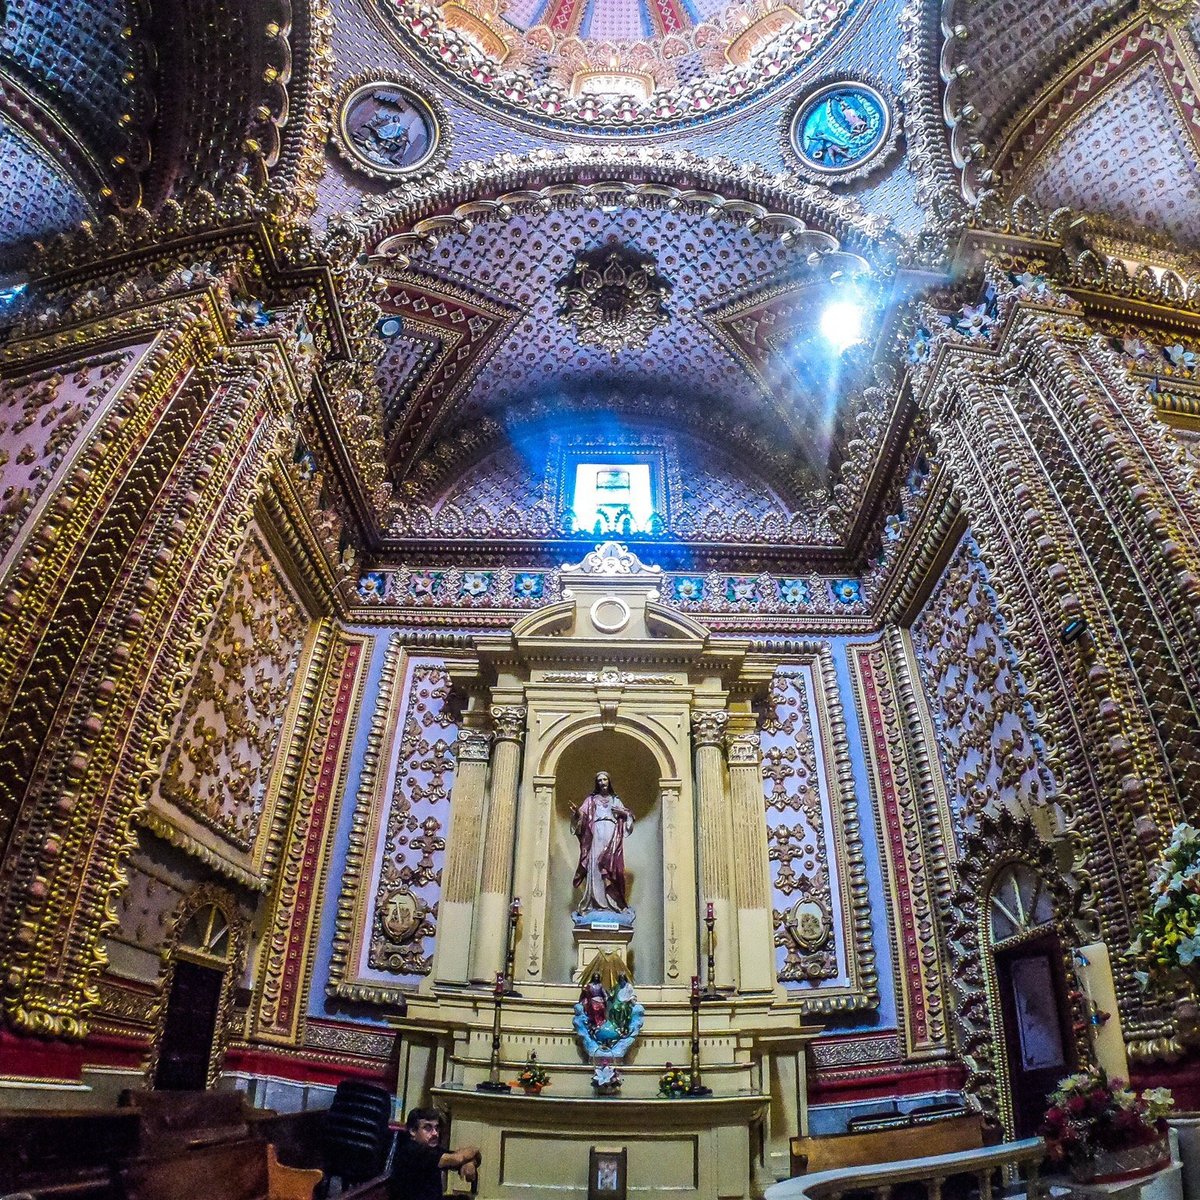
[[336, 79, 446, 180], [787, 81, 894, 182]]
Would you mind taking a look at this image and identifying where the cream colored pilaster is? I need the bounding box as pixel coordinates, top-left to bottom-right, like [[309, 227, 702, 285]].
[[726, 726, 775, 993], [468, 704, 526, 984], [433, 726, 493, 985], [659, 779, 694, 987], [691, 709, 738, 990], [513, 776, 555, 982]]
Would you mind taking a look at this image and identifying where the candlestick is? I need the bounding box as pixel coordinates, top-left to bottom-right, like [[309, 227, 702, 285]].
[[701, 903, 719, 1000], [688, 973, 712, 1097], [501, 895, 522, 998], [476, 971, 512, 1092]]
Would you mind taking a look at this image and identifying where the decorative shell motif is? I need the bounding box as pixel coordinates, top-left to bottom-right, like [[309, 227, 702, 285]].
[[556, 242, 671, 357]]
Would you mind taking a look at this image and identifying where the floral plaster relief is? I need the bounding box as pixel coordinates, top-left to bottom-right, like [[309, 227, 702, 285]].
[[1019, 58, 1200, 247], [909, 533, 1056, 846], [0, 347, 147, 572], [155, 530, 308, 858]]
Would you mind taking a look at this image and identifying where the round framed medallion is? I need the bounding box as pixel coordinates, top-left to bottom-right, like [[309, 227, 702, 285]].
[[335, 78, 447, 180], [786, 80, 896, 183]]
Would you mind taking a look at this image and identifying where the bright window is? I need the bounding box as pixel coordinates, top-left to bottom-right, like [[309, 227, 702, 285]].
[[571, 462, 655, 533]]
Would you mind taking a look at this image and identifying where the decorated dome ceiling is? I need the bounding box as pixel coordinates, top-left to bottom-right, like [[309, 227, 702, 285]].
[[358, 179, 877, 486], [369, 0, 866, 132]]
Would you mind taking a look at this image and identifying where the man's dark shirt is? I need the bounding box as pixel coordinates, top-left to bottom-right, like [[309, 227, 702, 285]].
[[389, 1130, 444, 1200]]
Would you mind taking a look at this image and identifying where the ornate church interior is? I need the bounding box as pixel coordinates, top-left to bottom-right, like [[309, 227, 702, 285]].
[[2, 0, 1200, 1197]]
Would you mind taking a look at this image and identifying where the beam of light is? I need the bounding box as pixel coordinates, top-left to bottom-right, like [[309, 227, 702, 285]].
[[818, 298, 864, 352]]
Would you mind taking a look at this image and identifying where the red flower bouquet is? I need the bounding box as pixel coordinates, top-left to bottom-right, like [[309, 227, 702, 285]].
[[1041, 1069, 1173, 1183]]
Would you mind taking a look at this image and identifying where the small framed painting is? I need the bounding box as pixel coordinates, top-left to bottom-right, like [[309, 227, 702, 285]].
[[588, 1146, 627, 1200], [335, 77, 448, 180]]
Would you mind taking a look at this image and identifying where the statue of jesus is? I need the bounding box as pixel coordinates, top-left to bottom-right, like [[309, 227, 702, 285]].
[[570, 771, 635, 924]]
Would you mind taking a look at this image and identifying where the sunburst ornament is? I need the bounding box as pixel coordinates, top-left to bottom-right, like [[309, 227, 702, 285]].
[[557, 242, 672, 357]]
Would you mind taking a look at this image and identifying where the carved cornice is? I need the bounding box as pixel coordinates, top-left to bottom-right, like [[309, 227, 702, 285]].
[[330, 149, 902, 270], [19, 191, 393, 542]]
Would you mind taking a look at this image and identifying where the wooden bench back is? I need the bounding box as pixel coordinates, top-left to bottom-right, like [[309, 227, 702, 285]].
[[789, 1114, 985, 1177]]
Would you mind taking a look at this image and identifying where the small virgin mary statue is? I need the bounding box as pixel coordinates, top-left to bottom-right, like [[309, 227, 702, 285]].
[[570, 771, 635, 926]]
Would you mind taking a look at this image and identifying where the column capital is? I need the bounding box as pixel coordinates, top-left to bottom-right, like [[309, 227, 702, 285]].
[[456, 728, 493, 762], [691, 709, 730, 748], [725, 731, 761, 765], [491, 705, 527, 743]]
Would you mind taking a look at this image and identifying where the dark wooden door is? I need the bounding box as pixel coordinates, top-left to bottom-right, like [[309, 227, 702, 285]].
[[995, 932, 1077, 1137], [154, 958, 224, 1091]]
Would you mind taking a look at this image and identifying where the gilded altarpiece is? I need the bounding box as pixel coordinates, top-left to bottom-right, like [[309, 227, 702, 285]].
[[145, 526, 314, 886], [328, 641, 461, 1002]]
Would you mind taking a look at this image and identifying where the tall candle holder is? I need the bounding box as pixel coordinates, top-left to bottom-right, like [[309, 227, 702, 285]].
[[701, 901, 720, 1000], [502, 897, 522, 997], [476, 972, 512, 1093], [688, 975, 712, 1097]]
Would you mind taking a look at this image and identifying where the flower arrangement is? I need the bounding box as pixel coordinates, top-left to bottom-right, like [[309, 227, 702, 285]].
[[591, 1060, 622, 1095], [658, 1064, 693, 1098], [1041, 1069, 1173, 1180], [1131, 822, 1200, 984], [513, 1052, 550, 1094]]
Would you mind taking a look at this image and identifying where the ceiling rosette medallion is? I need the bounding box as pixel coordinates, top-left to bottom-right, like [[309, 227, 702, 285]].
[[333, 75, 450, 181], [784, 77, 899, 184], [556, 242, 671, 356]]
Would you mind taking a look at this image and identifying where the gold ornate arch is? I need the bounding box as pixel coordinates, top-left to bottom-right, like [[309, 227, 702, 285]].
[[146, 883, 250, 1089]]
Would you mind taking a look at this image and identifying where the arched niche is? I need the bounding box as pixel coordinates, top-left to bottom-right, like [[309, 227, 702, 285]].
[[544, 729, 664, 986]]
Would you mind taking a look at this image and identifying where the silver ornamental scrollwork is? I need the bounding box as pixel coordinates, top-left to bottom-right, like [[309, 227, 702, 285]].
[[561, 540, 662, 576]]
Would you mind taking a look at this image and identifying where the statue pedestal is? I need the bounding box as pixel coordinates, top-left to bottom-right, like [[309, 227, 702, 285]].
[[572, 922, 634, 983]]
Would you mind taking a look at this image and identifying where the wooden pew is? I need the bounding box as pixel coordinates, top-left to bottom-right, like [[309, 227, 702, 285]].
[[0, 1109, 139, 1200], [0, 1098, 324, 1200]]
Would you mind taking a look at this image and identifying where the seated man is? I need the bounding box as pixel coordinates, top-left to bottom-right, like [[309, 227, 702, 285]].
[[389, 1107, 481, 1200]]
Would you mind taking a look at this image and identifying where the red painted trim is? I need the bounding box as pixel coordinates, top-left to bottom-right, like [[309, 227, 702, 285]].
[[809, 1063, 967, 1105], [1130, 1055, 1200, 1110], [0, 1027, 148, 1082], [223, 1044, 392, 1088], [853, 649, 932, 1049], [542, 0, 584, 39], [646, 0, 687, 38], [267, 641, 364, 1036]]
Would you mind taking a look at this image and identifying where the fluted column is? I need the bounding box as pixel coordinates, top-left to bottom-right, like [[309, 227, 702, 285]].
[[691, 709, 738, 990], [727, 727, 775, 992], [468, 705, 526, 984], [433, 726, 493, 985]]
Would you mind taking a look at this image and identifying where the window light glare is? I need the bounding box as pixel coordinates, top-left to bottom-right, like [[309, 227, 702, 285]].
[[819, 298, 865, 352]]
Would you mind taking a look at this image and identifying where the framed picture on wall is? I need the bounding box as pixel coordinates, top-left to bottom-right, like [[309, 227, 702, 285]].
[[588, 1147, 627, 1200]]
